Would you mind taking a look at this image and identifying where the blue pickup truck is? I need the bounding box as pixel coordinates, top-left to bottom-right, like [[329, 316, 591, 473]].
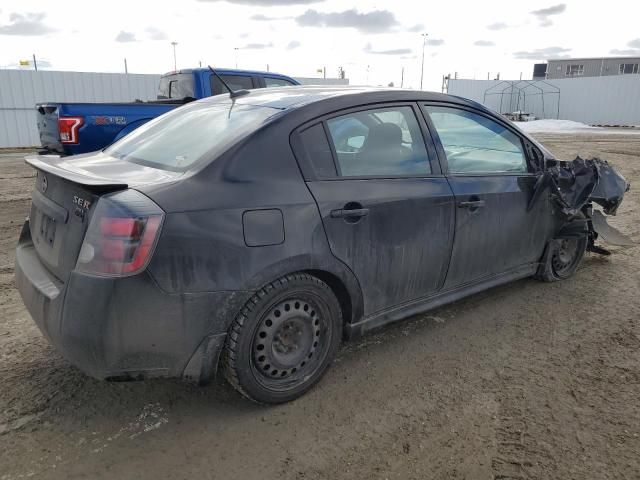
[[36, 68, 300, 155]]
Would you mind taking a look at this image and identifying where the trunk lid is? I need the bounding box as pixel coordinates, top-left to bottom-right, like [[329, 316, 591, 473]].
[[25, 152, 179, 281], [36, 104, 62, 152]]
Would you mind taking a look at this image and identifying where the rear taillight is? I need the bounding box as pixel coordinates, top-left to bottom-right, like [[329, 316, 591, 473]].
[[58, 116, 84, 144], [77, 190, 164, 277]]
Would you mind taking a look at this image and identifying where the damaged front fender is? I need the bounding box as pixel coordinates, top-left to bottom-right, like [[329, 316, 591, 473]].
[[528, 156, 633, 252], [530, 156, 630, 216]]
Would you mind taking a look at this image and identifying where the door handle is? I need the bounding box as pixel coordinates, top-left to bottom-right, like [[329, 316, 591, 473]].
[[330, 208, 370, 218], [458, 200, 485, 209]]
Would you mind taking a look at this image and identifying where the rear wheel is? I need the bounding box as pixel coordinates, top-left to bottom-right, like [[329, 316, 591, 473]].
[[222, 273, 342, 404]]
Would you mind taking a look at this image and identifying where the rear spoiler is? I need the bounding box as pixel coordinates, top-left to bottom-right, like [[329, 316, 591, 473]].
[[25, 155, 128, 191]]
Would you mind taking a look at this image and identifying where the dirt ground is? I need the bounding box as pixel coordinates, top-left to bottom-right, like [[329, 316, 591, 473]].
[[1, 134, 639, 480]]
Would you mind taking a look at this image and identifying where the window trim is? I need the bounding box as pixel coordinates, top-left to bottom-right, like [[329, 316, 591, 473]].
[[313, 102, 442, 181], [420, 102, 535, 177]]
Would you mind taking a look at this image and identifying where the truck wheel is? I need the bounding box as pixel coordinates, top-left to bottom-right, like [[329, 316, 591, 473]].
[[222, 273, 342, 404], [537, 236, 587, 282]]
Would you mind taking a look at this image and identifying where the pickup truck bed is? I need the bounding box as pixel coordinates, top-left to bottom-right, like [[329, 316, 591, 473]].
[[36, 100, 187, 155], [37, 68, 300, 155]]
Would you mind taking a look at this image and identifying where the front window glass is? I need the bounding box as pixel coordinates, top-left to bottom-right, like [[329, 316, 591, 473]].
[[265, 77, 295, 87], [326, 106, 431, 177], [105, 101, 279, 171], [211, 75, 254, 95], [426, 106, 527, 174]]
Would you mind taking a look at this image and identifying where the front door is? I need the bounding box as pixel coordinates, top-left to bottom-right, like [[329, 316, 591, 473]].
[[423, 104, 555, 289], [298, 104, 456, 315]]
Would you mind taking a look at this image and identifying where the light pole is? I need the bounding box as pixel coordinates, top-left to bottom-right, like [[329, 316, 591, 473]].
[[420, 33, 428, 90], [171, 41, 178, 71], [234, 47, 239, 69]]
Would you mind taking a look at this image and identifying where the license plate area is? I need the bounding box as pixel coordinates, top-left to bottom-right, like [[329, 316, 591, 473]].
[[39, 212, 57, 246]]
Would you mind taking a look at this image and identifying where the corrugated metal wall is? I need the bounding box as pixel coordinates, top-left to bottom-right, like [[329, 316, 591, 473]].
[[0, 70, 161, 148], [0, 70, 349, 148], [448, 75, 640, 125]]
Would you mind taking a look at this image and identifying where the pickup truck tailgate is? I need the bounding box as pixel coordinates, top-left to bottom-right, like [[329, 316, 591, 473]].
[[36, 104, 62, 152]]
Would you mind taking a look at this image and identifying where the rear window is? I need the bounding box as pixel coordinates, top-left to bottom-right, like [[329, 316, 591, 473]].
[[104, 101, 279, 172], [157, 73, 195, 99]]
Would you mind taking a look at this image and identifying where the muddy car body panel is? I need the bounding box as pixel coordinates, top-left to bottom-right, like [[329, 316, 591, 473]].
[[15, 87, 630, 387]]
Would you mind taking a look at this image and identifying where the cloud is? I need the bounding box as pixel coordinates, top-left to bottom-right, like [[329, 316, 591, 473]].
[[531, 4, 566, 27], [199, 0, 322, 5], [407, 23, 425, 33], [296, 8, 398, 33], [115, 31, 137, 42], [487, 22, 509, 30], [286, 40, 301, 50], [474, 40, 495, 47], [242, 42, 274, 49], [609, 39, 640, 56], [0, 12, 55, 36], [513, 46, 571, 60], [610, 49, 640, 55], [146, 27, 168, 40], [425, 38, 444, 46], [364, 43, 412, 55], [250, 13, 291, 21]]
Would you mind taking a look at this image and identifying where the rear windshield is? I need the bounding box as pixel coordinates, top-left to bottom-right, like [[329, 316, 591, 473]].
[[104, 101, 280, 171], [157, 73, 195, 99]]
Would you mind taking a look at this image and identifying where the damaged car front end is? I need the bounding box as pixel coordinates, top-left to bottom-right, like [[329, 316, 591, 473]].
[[528, 150, 632, 279]]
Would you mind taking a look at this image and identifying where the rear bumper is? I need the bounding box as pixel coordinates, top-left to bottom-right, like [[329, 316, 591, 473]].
[[15, 221, 251, 382]]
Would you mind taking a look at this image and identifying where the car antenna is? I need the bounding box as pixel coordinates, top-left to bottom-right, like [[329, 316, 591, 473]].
[[208, 65, 250, 99]]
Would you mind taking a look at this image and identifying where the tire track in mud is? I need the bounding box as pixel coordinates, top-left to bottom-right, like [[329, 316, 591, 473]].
[[491, 386, 530, 480]]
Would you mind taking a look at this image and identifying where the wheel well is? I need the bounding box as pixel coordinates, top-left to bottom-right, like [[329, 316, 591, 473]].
[[304, 269, 353, 329]]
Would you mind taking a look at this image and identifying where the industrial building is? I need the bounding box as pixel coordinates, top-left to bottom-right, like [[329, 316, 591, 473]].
[[537, 56, 640, 80]]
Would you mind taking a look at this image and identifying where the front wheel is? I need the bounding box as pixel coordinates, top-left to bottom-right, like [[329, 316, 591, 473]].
[[537, 236, 588, 282], [222, 273, 342, 404]]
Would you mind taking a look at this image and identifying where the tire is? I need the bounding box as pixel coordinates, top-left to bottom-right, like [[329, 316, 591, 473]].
[[222, 273, 342, 404], [536, 235, 588, 282]]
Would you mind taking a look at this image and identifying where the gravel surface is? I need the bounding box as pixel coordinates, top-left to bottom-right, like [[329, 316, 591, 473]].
[[1, 134, 639, 480]]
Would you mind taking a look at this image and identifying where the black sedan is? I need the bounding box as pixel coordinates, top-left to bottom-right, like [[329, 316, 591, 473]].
[[15, 86, 628, 403]]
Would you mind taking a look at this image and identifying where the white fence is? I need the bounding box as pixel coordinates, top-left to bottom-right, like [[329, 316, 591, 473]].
[[0, 70, 349, 148], [447, 75, 640, 126], [0, 70, 160, 148]]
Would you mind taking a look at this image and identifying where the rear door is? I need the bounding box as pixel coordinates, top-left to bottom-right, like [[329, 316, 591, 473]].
[[294, 103, 455, 316], [422, 104, 555, 288]]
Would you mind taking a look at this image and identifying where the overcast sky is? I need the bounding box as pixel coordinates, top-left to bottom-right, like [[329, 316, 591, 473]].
[[1, 0, 639, 90]]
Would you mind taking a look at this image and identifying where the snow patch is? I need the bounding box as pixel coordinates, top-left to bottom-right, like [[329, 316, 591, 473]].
[[515, 119, 640, 134], [515, 119, 598, 133]]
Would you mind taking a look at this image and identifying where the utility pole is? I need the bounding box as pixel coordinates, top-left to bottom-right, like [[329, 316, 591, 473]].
[[323, 66, 326, 79], [124, 58, 128, 74], [32, 54, 38, 71], [400, 67, 404, 88], [420, 33, 429, 90], [171, 41, 178, 71]]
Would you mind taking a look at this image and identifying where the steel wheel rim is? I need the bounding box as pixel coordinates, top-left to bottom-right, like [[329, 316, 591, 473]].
[[552, 238, 580, 275], [250, 295, 329, 391]]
